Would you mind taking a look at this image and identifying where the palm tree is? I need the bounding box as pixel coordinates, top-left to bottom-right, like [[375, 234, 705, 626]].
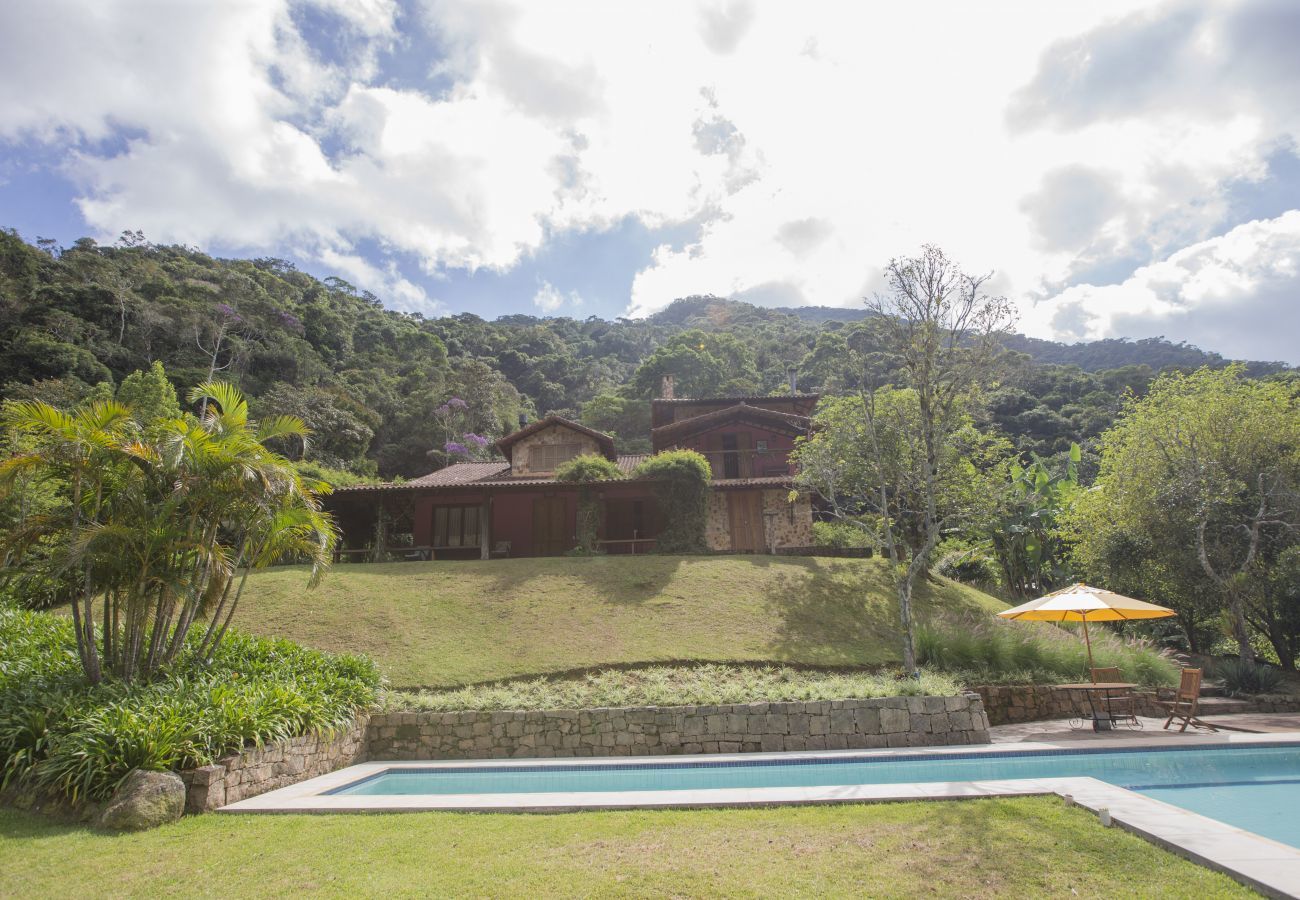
[[0, 382, 337, 684], [0, 400, 133, 682]]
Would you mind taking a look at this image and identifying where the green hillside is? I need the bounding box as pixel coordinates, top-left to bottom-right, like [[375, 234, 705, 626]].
[[236, 556, 1005, 688]]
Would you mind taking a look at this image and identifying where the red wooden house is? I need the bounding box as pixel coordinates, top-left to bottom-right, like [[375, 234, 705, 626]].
[[326, 391, 819, 559]]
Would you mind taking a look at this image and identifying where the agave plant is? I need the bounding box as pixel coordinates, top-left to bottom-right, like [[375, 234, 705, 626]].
[[0, 382, 336, 684]]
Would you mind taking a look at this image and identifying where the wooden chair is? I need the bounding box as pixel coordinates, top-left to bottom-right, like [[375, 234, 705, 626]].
[[1158, 667, 1216, 732], [1090, 667, 1138, 727]]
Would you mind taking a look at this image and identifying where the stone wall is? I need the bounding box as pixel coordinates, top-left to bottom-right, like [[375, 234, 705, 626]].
[[510, 426, 602, 476], [179, 716, 368, 813], [762, 489, 814, 548], [367, 694, 991, 760], [704, 489, 814, 552], [973, 684, 1300, 726], [704, 491, 731, 550]]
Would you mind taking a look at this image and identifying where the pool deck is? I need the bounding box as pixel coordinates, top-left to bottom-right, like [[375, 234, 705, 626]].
[[223, 731, 1300, 899], [991, 712, 1300, 744]]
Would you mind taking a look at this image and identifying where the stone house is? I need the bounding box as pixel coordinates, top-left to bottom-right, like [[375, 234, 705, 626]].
[[327, 390, 819, 558]]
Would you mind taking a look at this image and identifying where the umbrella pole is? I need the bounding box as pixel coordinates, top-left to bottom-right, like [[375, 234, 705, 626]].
[[1082, 613, 1096, 682]]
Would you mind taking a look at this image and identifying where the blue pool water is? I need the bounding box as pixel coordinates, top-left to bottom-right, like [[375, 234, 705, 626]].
[[333, 745, 1300, 848]]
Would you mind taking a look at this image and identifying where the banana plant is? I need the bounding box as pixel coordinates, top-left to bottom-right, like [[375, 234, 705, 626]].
[[992, 443, 1081, 599]]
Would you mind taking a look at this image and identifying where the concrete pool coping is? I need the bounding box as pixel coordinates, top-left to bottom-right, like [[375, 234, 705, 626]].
[[223, 731, 1300, 899]]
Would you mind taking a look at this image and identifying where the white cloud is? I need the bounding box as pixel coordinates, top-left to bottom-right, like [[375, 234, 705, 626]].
[[532, 280, 581, 313], [1021, 211, 1300, 363], [1, 0, 1298, 361]]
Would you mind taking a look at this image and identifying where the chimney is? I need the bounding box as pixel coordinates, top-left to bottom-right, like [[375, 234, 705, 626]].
[[788, 367, 798, 395], [518, 413, 529, 428], [661, 374, 675, 400]]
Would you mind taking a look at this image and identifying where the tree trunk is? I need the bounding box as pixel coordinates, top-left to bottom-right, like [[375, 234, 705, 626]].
[[1227, 590, 1254, 663], [897, 575, 918, 676]]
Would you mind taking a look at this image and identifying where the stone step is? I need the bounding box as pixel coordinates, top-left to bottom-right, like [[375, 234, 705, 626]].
[[1192, 696, 1252, 714]]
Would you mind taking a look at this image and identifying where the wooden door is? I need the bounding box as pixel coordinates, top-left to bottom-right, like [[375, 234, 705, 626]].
[[728, 491, 766, 552], [532, 497, 568, 556]]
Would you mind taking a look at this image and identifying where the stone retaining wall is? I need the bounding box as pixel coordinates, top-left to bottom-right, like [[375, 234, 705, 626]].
[[974, 684, 1300, 726], [179, 715, 368, 813], [367, 694, 991, 760]]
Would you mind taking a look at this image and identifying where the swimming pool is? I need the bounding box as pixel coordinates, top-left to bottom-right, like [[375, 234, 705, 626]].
[[332, 744, 1300, 849]]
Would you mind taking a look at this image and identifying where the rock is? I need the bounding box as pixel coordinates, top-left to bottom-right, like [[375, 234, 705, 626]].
[[97, 770, 185, 831]]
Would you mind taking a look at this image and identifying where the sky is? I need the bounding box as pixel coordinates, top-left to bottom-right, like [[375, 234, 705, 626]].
[[1, 0, 1298, 362]]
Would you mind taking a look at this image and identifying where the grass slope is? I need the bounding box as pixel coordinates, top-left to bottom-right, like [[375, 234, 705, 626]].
[[0, 800, 1250, 899], [237, 556, 1005, 688]]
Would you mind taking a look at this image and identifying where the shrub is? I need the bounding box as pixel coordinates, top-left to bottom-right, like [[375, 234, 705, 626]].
[[632, 450, 711, 553], [812, 521, 874, 550], [915, 615, 1178, 687], [554, 454, 622, 483], [1215, 658, 1284, 697], [935, 549, 1001, 588], [0, 608, 381, 802]]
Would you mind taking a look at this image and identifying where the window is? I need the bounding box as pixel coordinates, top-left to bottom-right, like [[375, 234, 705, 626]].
[[433, 505, 481, 548], [528, 442, 582, 472]]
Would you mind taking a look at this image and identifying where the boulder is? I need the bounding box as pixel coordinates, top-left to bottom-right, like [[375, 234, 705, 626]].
[[97, 769, 186, 831]]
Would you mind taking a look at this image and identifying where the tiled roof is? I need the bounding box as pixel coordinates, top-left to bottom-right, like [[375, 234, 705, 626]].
[[329, 456, 794, 495], [616, 453, 649, 474], [651, 394, 820, 404], [407, 462, 511, 486]]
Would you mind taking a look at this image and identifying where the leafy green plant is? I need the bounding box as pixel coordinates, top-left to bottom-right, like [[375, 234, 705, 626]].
[[0, 608, 380, 802], [1215, 658, 1283, 697], [632, 450, 711, 553], [989, 444, 1080, 599]]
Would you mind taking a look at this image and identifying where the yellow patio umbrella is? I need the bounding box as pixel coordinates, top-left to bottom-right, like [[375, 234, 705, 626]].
[[997, 583, 1176, 681]]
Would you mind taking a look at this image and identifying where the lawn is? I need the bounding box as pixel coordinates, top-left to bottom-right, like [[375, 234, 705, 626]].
[[0, 798, 1252, 899], [235, 555, 1004, 688]]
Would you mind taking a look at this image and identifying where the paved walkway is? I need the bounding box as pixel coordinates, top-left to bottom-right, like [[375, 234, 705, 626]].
[[991, 712, 1300, 744]]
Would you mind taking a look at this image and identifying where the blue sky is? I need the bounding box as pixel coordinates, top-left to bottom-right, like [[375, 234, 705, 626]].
[[2, 0, 1299, 360]]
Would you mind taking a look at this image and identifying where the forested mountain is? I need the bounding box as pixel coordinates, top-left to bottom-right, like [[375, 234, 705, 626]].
[[0, 229, 1289, 480]]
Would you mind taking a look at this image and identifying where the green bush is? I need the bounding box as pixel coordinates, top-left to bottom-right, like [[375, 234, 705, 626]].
[[812, 521, 874, 550], [916, 615, 1178, 687], [383, 664, 962, 712], [554, 454, 623, 483], [1215, 658, 1284, 697], [0, 608, 381, 802], [632, 450, 711, 553]]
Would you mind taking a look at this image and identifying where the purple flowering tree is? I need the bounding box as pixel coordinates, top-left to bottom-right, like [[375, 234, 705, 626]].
[[433, 398, 494, 464]]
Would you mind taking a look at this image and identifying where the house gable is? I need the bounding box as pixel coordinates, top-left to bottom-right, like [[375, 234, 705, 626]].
[[495, 416, 617, 476]]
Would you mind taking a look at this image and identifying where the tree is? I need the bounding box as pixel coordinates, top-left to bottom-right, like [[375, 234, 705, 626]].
[[632, 330, 759, 398], [1069, 367, 1300, 662], [796, 246, 1014, 675], [116, 360, 181, 426], [0, 382, 336, 683], [580, 393, 651, 453]]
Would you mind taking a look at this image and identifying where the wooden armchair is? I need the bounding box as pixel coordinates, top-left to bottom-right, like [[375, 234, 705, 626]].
[[1158, 667, 1216, 732], [1090, 666, 1138, 726]]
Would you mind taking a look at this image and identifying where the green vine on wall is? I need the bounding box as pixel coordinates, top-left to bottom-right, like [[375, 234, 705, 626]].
[[555, 454, 624, 554], [632, 450, 711, 554]]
